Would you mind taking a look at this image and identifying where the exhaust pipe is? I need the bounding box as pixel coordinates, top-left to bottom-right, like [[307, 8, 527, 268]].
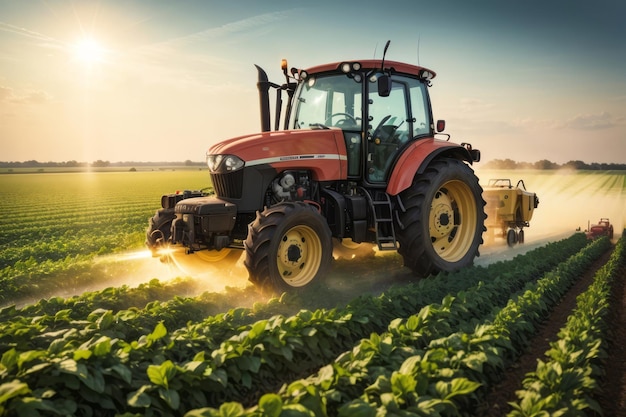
[[255, 64, 271, 132]]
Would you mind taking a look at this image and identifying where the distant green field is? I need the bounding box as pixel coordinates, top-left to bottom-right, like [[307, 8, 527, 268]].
[[0, 170, 212, 302]]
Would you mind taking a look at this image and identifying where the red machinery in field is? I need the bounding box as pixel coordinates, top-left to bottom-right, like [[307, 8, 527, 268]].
[[146, 42, 486, 292], [586, 218, 614, 240]]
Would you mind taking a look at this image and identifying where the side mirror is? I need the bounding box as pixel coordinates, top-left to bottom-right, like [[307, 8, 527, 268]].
[[378, 75, 391, 97], [436, 119, 445, 132]]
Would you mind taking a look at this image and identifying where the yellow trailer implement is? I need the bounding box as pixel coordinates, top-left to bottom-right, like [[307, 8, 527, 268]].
[[482, 179, 539, 246]]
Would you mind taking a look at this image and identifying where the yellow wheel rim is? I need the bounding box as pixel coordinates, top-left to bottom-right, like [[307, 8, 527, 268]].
[[276, 225, 323, 287], [429, 180, 477, 262]]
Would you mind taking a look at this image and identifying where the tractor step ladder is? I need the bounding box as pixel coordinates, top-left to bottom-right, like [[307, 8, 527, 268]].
[[360, 188, 398, 251]]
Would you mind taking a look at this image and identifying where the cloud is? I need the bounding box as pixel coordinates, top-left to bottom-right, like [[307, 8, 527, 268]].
[[0, 21, 63, 50], [458, 97, 494, 113], [562, 111, 615, 130], [106, 10, 294, 92], [137, 10, 289, 60], [0, 85, 51, 105], [0, 85, 13, 101]]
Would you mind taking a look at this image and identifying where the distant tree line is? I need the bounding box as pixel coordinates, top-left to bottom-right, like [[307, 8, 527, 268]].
[[481, 159, 626, 170], [0, 160, 205, 168], [1, 159, 624, 170]]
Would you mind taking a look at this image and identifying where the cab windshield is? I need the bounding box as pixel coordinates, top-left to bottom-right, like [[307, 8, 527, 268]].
[[290, 74, 362, 130]]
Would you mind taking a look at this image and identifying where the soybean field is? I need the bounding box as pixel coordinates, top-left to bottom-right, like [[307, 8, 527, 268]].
[[0, 168, 625, 416]]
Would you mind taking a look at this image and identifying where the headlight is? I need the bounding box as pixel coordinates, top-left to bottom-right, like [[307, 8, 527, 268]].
[[206, 154, 245, 173]]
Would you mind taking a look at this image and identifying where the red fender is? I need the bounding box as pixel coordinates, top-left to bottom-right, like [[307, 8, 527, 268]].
[[386, 138, 472, 196]]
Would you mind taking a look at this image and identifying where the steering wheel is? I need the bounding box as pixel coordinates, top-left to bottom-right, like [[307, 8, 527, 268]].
[[325, 112, 358, 127], [370, 115, 393, 143]]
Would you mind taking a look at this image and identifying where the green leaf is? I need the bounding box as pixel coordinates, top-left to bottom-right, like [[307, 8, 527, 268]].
[[0, 380, 30, 404], [0, 349, 18, 373], [147, 322, 168, 344], [217, 402, 244, 417], [159, 387, 180, 409], [17, 351, 46, 370], [436, 378, 481, 400], [73, 349, 92, 361], [236, 356, 252, 372], [391, 373, 417, 396], [249, 320, 268, 339], [279, 404, 316, 417], [147, 360, 177, 389], [82, 369, 106, 393], [258, 393, 282, 417], [109, 364, 132, 384], [127, 385, 152, 408], [184, 408, 219, 417], [96, 310, 114, 330], [93, 336, 113, 356], [337, 399, 377, 417]]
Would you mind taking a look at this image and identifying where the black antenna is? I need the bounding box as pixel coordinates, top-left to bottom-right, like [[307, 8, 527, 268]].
[[380, 40, 390, 70]]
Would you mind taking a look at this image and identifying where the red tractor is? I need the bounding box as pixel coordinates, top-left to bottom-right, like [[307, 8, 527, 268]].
[[147, 42, 486, 292], [586, 218, 614, 240]]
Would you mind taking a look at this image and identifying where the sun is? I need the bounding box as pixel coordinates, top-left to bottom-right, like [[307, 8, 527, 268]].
[[72, 37, 105, 65]]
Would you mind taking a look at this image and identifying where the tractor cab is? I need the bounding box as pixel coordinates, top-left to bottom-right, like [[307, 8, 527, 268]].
[[288, 62, 433, 183], [258, 57, 438, 185]]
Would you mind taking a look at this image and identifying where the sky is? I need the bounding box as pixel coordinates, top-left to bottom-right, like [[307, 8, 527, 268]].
[[0, 0, 625, 164]]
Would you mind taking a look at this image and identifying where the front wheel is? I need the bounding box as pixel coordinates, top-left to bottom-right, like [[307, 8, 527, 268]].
[[396, 158, 486, 276], [244, 202, 332, 293], [146, 209, 176, 257]]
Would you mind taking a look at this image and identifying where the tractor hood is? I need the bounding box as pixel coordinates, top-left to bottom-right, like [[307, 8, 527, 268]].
[[207, 129, 349, 181]]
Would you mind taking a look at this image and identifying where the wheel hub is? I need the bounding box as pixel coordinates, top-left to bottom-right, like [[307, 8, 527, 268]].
[[278, 233, 308, 277], [431, 191, 454, 239], [287, 243, 302, 262]]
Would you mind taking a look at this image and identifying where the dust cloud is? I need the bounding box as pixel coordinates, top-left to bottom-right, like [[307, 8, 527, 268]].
[[475, 168, 624, 247], [94, 248, 250, 295]]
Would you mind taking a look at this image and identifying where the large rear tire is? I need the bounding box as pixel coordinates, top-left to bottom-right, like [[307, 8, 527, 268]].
[[396, 158, 486, 276], [244, 202, 332, 293]]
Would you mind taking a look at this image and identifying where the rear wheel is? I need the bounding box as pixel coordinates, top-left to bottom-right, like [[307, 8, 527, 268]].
[[244, 202, 332, 293], [396, 158, 486, 276], [507, 229, 517, 246]]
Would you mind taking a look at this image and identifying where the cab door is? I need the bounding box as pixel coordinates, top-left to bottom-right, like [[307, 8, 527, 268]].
[[366, 75, 431, 182]]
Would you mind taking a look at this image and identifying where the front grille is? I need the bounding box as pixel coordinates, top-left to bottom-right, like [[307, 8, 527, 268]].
[[210, 170, 243, 199]]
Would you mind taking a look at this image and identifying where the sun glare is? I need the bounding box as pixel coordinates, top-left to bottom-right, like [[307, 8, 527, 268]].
[[73, 37, 105, 65]]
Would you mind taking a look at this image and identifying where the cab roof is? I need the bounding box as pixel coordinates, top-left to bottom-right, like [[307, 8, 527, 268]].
[[304, 59, 436, 79]]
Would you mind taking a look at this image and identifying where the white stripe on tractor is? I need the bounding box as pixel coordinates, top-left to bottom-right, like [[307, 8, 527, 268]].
[[246, 154, 347, 167]]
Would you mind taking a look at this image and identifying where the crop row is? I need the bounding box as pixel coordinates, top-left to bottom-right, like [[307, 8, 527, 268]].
[[508, 233, 625, 416], [183, 235, 615, 417], [0, 171, 212, 303], [0, 234, 589, 352], [0, 234, 613, 416]]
